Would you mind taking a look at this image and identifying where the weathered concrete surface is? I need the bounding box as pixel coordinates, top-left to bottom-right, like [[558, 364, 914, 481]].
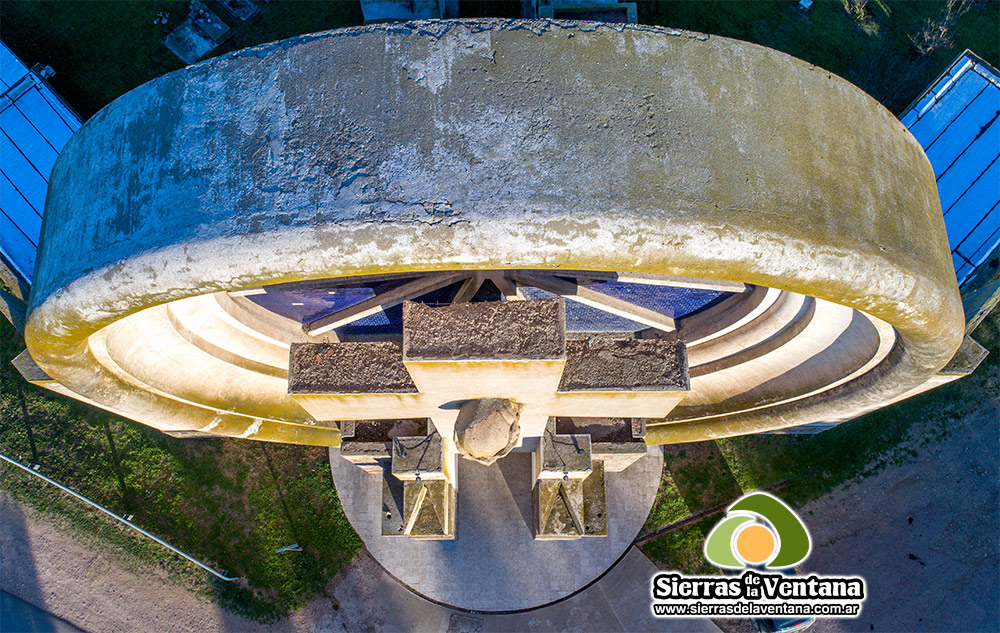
[[330, 443, 664, 610], [403, 299, 566, 361], [288, 342, 417, 393], [25, 19, 963, 444], [559, 335, 689, 392]]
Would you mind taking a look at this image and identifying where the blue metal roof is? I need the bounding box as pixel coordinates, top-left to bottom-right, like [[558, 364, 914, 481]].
[[900, 51, 1000, 286], [0, 40, 82, 290]]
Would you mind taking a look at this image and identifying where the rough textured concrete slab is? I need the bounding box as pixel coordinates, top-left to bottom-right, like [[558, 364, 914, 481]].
[[559, 335, 689, 392], [582, 460, 608, 536], [288, 342, 417, 393], [593, 442, 648, 472], [391, 433, 444, 479], [540, 429, 592, 477], [403, 299, 566, 360], [162, 21, 214, 64], [351, 418, 429, 441]]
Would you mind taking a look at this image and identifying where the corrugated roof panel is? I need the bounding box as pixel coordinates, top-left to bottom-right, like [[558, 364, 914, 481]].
[[937, 139, 997, 214], [906, 70, 990, 147], [0, 131, 49, 207], [9, 88, 76, 147], [900, 51, 1000, 286], [944, 163, 998, 251], [0, 210, 37, 281], [954, 201, 998, 257], [954, 205, 999, 283], [0, 44, 27, 87], [0, 39, 82, 288], [0, 174, 42, 234], [1, 107, 60, 174], [923, 91, 997, 177]]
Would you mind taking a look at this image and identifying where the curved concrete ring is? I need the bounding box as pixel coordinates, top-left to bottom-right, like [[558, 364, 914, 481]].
[[25, 20, 963, 445]]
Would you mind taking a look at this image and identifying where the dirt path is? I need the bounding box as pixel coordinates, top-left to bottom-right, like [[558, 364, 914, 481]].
[[1, 490, 720, 633], [0, 493, 357, 633], [800, 400, 1000, 633]]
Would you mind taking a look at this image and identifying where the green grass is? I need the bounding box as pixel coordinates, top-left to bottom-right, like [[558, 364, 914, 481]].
[[637, 0, 999, 114], [0, 319, 361, 622], [0, 1, 190, 118], [717, 313, 999, 508], [1, 1, 996, 118], [644, 469, 691, 530], [642, 520, 718, 575], [640, 311, 999, 571], [0, 1, 363, 119]]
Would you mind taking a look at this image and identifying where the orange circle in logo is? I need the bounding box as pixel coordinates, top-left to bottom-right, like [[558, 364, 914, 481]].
[[735, 524, 775, 563]]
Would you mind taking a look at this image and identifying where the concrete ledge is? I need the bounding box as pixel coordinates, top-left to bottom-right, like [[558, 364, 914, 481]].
[[289, 342, 417, 394], [402, 299, 566, 361], [341, 441, 391, 474], [12, 350, 52, 384], [592, 442, 647, 472], [939, 335, 989, 376], [558, 335, 689, 392]]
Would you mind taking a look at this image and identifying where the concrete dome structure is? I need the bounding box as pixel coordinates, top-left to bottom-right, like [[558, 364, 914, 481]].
[[22, 19, 963, 447]]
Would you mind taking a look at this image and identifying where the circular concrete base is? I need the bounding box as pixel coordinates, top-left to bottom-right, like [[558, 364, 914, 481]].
[[329, 446, 663, 611]]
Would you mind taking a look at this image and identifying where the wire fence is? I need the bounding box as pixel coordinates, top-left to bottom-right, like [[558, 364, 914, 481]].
[[0, 450, 240, 582]]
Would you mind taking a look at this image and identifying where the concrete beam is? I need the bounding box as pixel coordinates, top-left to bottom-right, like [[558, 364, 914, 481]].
[[307, 272, 465, 335], [512, 272, 676, 332]]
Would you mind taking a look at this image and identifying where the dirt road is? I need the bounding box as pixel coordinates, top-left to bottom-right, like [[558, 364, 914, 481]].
[[801, 401, 999, 633]]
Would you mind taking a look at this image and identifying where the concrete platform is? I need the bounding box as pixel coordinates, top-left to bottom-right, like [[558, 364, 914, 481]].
[[327, 547, 721, 632], [330, 445, 663, 611]]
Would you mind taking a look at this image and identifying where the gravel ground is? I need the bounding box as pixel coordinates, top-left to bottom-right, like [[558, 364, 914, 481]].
[[800, 400, 1000, 633], [710, 371, 1000, 633], [0, 493, 354, 633]]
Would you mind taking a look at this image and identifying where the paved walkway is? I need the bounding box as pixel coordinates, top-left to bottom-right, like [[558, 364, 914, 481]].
[[329, 546, 721, 632], [330, 445, 664, 611]]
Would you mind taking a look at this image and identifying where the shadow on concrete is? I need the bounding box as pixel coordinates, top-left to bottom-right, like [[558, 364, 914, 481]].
[[497, 452, 534, 533]]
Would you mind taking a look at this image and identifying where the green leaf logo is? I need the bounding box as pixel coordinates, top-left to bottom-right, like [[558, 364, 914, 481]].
[[703, 492, 811, 569]]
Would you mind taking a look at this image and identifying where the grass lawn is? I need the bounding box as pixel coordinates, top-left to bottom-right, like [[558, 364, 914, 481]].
[[638, 0, 1000, 114], [0, 0, 363, 118], [0, 321, 361, 622]]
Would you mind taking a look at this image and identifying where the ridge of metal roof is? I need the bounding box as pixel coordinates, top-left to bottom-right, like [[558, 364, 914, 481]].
[[900, 50, 1000, 287], [0, 38, 82, 294]]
